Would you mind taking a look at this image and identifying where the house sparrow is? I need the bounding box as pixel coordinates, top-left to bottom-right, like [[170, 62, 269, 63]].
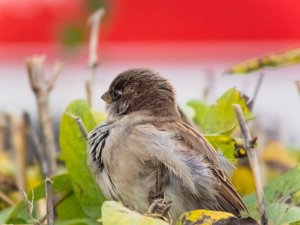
[[87, 69, 246, 222]]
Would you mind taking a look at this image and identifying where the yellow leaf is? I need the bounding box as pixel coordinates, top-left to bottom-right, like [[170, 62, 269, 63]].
[[176, 209, 234, 225], [101, 201, 169, 225], [26, 166, 42, 191], [0, 151, 15, 175], [232, 165, 255, 196], [261, 141, 295, 169], [226, 48, 300, 74]]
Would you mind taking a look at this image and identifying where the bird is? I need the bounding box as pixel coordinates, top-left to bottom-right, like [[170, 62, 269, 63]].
[[87, 68, 246, 222]]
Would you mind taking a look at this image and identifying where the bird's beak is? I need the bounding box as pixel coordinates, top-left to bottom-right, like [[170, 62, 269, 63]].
[[101, 91, 112, 104]]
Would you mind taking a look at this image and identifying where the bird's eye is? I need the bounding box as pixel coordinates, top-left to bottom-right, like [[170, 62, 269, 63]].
[[111, 90, 121, 101]]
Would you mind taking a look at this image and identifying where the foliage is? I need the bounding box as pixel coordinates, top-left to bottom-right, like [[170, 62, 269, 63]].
[[243, 166, 300, 225], [60, 99, 105, 218], [226, 48, 300, 74], [231, 166, 255, 196], [101, 201, 169, 225], [2, 92, 300, 225], [176, 209, 233, 225], [187, 88, 252, 134], [1, 100, 105, 224], [3, 174, 73, 224], [188, 88, 252, 161]]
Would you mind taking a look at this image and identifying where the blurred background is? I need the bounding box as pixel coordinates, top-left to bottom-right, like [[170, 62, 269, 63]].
[[0, 0, 300, 194], [1, 0, 300, 145]]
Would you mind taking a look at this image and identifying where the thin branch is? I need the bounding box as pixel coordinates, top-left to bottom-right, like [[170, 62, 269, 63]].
[[9, 114, 27, 191], [39, 191, 73, 224], [87, 8, 106, 69], [85, 80, 92, 107], [20, 188, 40, 225], [203, 68, 215, 100], [25, 55, 62, 176], [47, 61, 63, 92], [0, 189, 17, 206], [233, 104, 268, 225], [0, 113, 6, 152], [248, 73, 264, 110], [66, 112, 88, 139], [45, 177, 54, 225], [23, 112, 49, 177], [86, 8, 106, 107], [296, 80, 300, 95]]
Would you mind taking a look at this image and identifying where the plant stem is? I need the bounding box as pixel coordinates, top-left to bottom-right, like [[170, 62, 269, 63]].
[[66, 112, 88, 139], [45, 177, 54, 225], [86, 8, 106, 107], [26, 56, 62, 176], [233, 104, 268, 225]]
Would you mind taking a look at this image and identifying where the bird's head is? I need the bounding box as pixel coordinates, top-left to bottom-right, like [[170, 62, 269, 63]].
[[101, 68, 180, 118]]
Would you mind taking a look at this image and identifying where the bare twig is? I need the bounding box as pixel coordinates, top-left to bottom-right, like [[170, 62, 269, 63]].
[[9, 114, 27, 191], [66, 112, 88, 139], [248, 73, 264, 110], [0, 113, 6, 152], [45, 177, 54, 225], [20, 188, 40, 225], [47, 61, 63, 92], [23, 112, 48, 176], [39, 191, 73, 224], [0, 189, 17, 206], [203, 68, 215, 100], [85, 80, 92, 107], [296, 81, 300, 95], [87, 8, 106, 69], [26, 55, 62, 176], [233, 104, 268, 225], [86, 8, 106, 107]]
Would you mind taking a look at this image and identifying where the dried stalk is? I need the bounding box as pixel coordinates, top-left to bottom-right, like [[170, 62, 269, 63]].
[[26, 56, 62, 176], [9, 114, 27, 191], [66, 112, 88, 139], [296, 81, 300, 95], [248, 73, 264, 110], [23, 112, 48, 176], [0, 189, 16, 206], [85, 80, 92, 107], [87, 8, 106, 69], [0, 113, 6, 152], [45, 177, 54, 225], [20, 188, 40, 225], [86, 8, 106, 107], [233, 104, 268, 225], [39, 191, 73, 224]]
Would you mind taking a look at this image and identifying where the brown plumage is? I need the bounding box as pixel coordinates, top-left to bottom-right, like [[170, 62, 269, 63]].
[[87, 68, 246, 222]]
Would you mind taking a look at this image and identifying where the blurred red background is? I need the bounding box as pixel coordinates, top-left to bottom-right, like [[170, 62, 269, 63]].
[[1, 0, 300, 44]]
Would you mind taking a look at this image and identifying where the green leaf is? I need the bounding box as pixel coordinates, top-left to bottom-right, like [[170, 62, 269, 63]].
[[101, 201, 169, 225], [5, 174, 73, 224], [0, 207, 14, 224], [243, 166, 300, 225], [226, 48, 300, 74], [55, 218, 98, 225], [60, 99, 105, 218], [188, 88, 252, 135], [186, 100, 209, 131], [205, 135, 237, 163], [57, 194, 86, 221]]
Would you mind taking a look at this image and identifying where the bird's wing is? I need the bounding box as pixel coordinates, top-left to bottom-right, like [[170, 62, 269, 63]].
[[128, 123, 199, 195], [169, 120, 247, 216], [128, 120, 246, 216]]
